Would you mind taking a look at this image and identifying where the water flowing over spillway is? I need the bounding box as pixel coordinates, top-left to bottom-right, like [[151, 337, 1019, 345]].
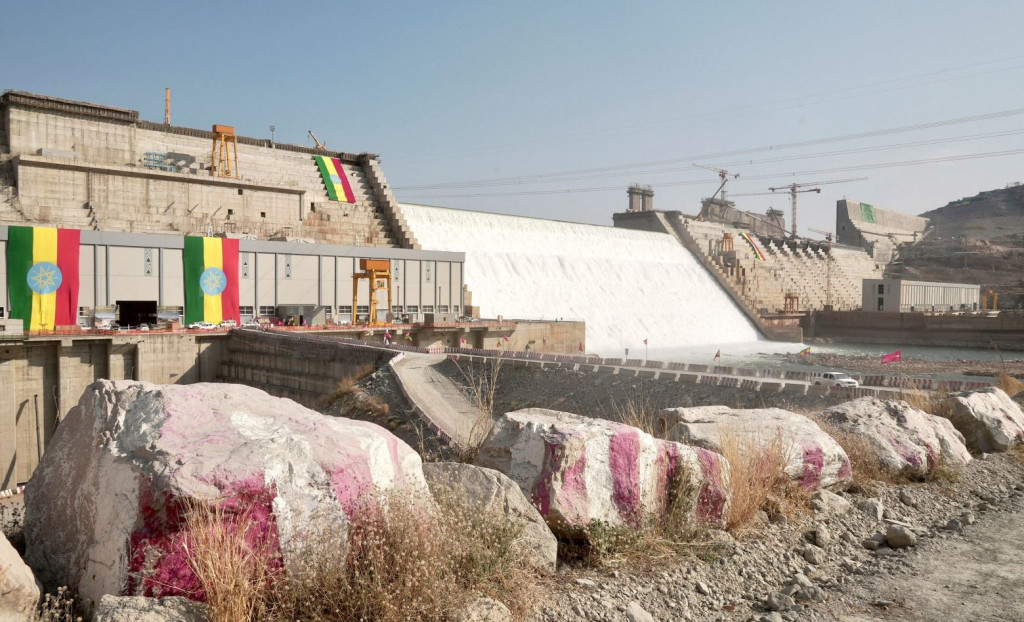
[[400, 204, 764, 357]]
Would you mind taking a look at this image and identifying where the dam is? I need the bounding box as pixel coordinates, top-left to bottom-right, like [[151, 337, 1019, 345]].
[[400, 203, 764, 357]]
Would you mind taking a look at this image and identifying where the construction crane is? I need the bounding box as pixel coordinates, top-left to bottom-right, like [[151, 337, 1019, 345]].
[[693, 164, 740, 220], [308, 130, 327, 151], [770, 177, 866, 239], [807, 227, 836, 309]]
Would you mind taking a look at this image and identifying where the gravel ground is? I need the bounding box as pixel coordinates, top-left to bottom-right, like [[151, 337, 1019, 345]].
[[781, 352, 1024, 380]]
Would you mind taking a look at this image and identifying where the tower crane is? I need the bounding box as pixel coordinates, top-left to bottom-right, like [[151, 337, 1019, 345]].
[[769, 177, 866, 239], [308, 130, 327, 151], [693, 164, 740, 220]]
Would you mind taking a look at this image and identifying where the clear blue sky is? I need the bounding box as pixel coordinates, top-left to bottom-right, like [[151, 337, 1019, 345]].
[[3, 1, 1024, 236]]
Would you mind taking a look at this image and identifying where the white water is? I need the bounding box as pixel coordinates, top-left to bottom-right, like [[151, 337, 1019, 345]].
[[401, 204, 784, 358]]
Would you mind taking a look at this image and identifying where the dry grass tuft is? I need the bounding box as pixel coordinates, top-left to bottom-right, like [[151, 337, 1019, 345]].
[[815, 420, 909, 492], [182, 501, 277, 622], [996, 372, 1024, 397], [612, 390, 664, 438], [1010, 442, 1024, 467], [717, 430, 800, 534], [270, 489, 540, 622], [897, 386, 946, 416], [451, 355, 509, 462], [573, 467, 708, 568], [323, 363, 376, 406], [32, 587, 81, 622]]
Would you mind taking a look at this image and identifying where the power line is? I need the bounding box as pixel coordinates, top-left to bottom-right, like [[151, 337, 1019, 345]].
[[401, 148, 1024, 199], [394, 106, 1024, 190]]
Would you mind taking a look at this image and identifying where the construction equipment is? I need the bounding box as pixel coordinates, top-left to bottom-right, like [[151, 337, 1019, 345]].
[[352, 259, 392, 325], [308, 130, 327, 151], [808, 227, 834, 243], [770, 177, 866, 239], [693, 163, 740, 202], [211, 124, 239, 178]]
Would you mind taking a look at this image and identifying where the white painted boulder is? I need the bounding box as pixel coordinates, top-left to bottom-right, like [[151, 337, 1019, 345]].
[[817, 397, 971, 477], [660, 406, 852, 490], [1, 530, 40, 622], [422, 462, 557, 573], [93, 595, 209, 622], [24, 380, 428, 611], [941, 387, 1024, 452], [475, 409, 730, 537]]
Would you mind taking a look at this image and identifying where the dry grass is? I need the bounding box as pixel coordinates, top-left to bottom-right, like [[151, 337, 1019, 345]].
[[182, 501, 277, 622], [1010, 442, 1024, 467], [717, 430, 802, 534], [996, 372, 1024, 397], [322, 363, 376, 405], [897, 386, 948, 416], [32, 587, 81, 622], [611, 389, 664, 438], [270, 489, 540, 622], [815, 420, 909, 492], [574, 467, 709, 568], [452, 355, 509, 462]]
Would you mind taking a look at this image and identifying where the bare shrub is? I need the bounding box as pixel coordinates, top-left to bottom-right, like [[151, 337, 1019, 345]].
[[32, 587, 80, 622], [181, 501, 278, 622], [270, 488, 540, 622], [322, 363, 376, 406], [717, 430, 798, 534], [611, 387, 664, 438], [452, 354, 509, 462]]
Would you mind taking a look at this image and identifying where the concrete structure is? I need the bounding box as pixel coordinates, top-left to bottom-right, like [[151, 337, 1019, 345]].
[[804, 309, 1024, 350], [0, 90, 419, 248], [862, 279, 980, 313], [696, 198, 787, 238], [836, 200, 929, 263], [0, 227, 464, 327]]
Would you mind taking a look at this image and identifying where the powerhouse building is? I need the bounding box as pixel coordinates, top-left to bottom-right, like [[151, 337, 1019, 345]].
[[0, 90, 466, 324], [862, 278, 980, 313]]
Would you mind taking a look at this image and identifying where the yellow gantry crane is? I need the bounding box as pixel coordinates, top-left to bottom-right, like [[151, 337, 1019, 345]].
[[352, 259, 392, 324]]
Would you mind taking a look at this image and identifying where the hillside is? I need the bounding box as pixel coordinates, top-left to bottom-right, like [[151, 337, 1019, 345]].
[[890, 185, 1024, 310]]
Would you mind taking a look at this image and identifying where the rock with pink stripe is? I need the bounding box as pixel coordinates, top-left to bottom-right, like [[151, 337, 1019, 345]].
[[475, 409, 730, 537], [659, 406, 852, 490], [940, 387, 1024, 452], [24, 380, 428, 611], [817, 397, 971, 478]]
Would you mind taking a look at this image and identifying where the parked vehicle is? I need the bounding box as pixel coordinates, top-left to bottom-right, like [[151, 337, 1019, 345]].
[[241, 320, 261, 329], [816, 372, 859, 388], [187, 321, 217, 330], [220, 319, 238, 328]]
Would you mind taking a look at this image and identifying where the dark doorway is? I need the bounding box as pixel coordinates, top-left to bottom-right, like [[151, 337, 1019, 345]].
[[118, 300, 157, 327]]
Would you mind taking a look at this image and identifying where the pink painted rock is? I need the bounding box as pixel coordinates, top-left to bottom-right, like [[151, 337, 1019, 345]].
[[660, 406, 852, 490], [941, 387, 1024, 452], [817, 397, 971, 478], [24, 380, 428, 611], [474, 408, 730, 537]]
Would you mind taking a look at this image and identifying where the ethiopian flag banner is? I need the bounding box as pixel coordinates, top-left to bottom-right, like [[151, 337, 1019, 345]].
[[313, 155, 356, 203], [183, 236, 240, 325], [7, 226, 81, 331]]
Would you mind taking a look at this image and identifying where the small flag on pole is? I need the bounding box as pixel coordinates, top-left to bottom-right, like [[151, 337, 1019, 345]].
[[578, 342, 584, 352], [503, 335, 510, 342], [881, 349, 902, 364], [799, 346, 811, 356], [643, 338, 648, 345], [713, 349, 721, 361], [460, 337, 466, 344], [404, 334, 412, 341]]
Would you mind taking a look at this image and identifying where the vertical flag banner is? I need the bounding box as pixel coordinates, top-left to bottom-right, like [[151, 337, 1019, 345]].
[[183, 236, 239, 325], [313, 156, 356, 203], [7, 226, 80, 331]]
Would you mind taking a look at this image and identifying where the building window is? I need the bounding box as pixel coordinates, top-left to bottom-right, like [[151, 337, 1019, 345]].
[[260, 211, 266, 218], [877, 284, 884, 295], [0, 306, 6, 319], [423, 305, 434, 313], [356, 305, 369, 313], [407, 305, 419, 313], [237, 189, 243, 196], [453, 306, 460, 314], [144, 248, 153, 276], [258, 305, 275, 316], [241, 252, 250, 278], [338, 305, 352, 314], [239, 306, 254, 316], [877, 297, 884, 311], [391, 305, 403, 313], [284, 255, 292, 279], [439, 305, 450, 313]]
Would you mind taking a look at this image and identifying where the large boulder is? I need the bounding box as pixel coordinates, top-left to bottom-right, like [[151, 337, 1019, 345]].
[[93, 595, 209, 622], [941, 387, 1024, 452], [660, 406, 852, 490], [475, 409, 730, 537], [422, 462, 558, 573], [25, 380, 428, 611], [1, 530, 40, 622], [817, 397, 971, 477]]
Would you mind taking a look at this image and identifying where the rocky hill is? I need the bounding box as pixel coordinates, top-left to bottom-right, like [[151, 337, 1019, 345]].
[[890, 185, 1024, 309]]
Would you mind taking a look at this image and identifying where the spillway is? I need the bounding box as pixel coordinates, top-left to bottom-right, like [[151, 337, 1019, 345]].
[[400, 204, 765, 357]]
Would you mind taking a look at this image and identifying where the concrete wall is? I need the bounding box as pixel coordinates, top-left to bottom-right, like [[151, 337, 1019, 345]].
[[804, 310, 1024, 350], [836, 200, 929, 263], [862, 279, 981, 313], [0, 332, 226, 490]]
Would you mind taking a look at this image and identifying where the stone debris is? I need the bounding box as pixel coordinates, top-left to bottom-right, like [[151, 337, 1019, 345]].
[[92, 595, 209, 622], [942, 387, 1024, 452], [24, 380, 429, 609], [422, 462, 557, 573], [0, 530, 40, 621], [818, 397, 972, 478], [660, 405, 852, 490], [455, 597, 512, 622], [886, 524, 918, 548], [475, 408, 731, 536]]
